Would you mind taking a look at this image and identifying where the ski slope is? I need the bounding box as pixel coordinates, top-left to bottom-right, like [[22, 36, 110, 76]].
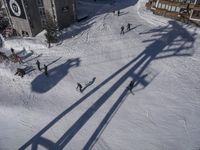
[[0, 0, 200, 149]]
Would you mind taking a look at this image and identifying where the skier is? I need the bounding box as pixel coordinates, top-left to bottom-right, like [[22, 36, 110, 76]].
[[127, 80, 135, 92], [120, 26, 125, 35], [117, 10, 120, 16], [15, 68, 25, 78], [36, 60, 41, 71], [76, 82, 83, 92], [44, 64, 48, 76], [127, 23, 132, 31]]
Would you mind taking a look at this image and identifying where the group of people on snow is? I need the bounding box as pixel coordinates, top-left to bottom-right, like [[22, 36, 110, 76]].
[[36, 60, 48, 76], [9, 7, 137, 93], [4, 47, 49, 78], [113, 10, 121, 16], [120, 23, 132, 35], [113, 9, 133, 35]]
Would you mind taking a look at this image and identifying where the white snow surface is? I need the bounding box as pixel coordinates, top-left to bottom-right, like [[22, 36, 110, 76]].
[[0, 0, 200, 150]]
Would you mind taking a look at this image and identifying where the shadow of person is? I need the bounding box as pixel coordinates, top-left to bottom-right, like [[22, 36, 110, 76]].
[[118, 11, 129, 16], [81, 77, 96, 92], [124, 24, 142, 34], [31, 137, 58, 150], [31, 58, 80, 93]]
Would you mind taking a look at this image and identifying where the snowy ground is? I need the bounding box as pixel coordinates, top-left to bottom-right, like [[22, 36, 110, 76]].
[[0, 0, 200, 150]]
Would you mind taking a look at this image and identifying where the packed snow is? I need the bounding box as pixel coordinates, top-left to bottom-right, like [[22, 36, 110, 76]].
[[0, 0, 200, 150]]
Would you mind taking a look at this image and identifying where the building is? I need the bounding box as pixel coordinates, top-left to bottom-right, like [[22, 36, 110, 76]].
[[2, 0, 77, 36], [145, 0, 200, 25]]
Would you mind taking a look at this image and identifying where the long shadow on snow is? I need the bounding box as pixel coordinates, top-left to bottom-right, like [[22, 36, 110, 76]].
[[61, 0, 137, 41], [31, 58, 80, 93], [79, 0, 138, 16], [19, 21, 196, 150], [61, 21, 96, 41]]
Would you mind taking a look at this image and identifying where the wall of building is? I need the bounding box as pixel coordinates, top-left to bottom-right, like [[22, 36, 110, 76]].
[[24, 0, 43, 36], [2, 0, 77, 37], [10, 16, 30, 35], [26, 0, 43, 36], [2, 0, 30, 35], [53, 0, 76, 29], [2, 0, 43, 36]]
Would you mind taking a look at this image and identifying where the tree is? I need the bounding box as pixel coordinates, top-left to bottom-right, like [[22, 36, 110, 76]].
[[43, 11, 58, 48], [0, 18, 9, 32]]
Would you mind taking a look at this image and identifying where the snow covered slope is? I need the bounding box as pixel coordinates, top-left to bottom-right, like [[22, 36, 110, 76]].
[[0, 0, 200, 150]]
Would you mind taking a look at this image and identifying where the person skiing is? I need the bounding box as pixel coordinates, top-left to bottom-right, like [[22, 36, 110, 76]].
[[117, 10, 120, 16], [127, 80, 135, 92], [44, 64, 48, 76], [76, 82, 83, 92], [120, 26, 125, 35], [36, 60, 41, 71], [127, 23, 132, 31]]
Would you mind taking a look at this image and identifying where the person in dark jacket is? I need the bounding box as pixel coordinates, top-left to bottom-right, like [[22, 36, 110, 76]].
[[120, 26, 125, 34], [76, 82, 83, 92], [117, 10, 120, 16], [36, 60, 41, 71], [127, 80, 135, 92], [127, 23, 132, 31], [44, 64, 48, 76]]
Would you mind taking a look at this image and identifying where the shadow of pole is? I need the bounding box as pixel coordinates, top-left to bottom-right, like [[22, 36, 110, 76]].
[[55, 54, 149, 149], [83, 88, 129, 150]]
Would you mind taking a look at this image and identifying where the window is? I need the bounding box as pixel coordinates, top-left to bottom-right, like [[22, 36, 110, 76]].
[[37, 0, 43, 6], [168, 5, 172, 11], [171, 6, 176, 12], [165, 4, 169, 10], [161, 4, 166, 9], [158, 3, 162, 8], [41, 18, 47, 27], [192, 10, 200, 18], [39, 8, 45, 16], [22, 31, 29, 37], [196, 0, 200, 4], [175, 7, 180, 12], [62, 6, 69, 13]]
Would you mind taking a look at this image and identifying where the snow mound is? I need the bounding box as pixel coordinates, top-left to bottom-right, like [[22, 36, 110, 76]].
[[3, 37, 46, 52]]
